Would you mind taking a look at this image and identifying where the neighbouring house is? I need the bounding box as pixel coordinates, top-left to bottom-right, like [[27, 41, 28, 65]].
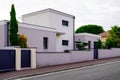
[[99, 31, 109, 42], [0, 8, 75, 52], [75, 33, 101, 49]]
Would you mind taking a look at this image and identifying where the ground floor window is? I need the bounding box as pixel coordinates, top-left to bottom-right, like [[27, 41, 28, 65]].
[[43, 37, 48, 49], [62, 40, 69, 46]]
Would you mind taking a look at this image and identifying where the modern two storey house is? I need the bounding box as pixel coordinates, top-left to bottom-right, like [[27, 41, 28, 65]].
[[0, 8, 75, 52]]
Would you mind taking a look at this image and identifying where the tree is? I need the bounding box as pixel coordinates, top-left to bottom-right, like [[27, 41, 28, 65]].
[[106, 25, 120, 48], [10, 4, 18, 46], [75, 24, 105, 34], [105, 38, 116, 48]]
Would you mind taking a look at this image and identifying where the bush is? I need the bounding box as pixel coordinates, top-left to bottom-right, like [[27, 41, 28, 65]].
[[64, 50, 69, 53], [97, 39, 102, 49], [105, 38, 116, 48], [75, 41, 88, 50], [18, 34, 28, 48]]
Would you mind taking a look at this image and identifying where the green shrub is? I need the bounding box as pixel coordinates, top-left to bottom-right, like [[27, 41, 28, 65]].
[[18, 34, 28, 48], [75, 41, 88, 50], [64, 50, 69, 53], [105, 38, 116, 48], [97, 39, 102, 49]]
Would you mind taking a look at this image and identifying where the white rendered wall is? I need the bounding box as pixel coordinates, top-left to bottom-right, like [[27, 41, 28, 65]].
[[71, 50, 93, 63], [0, 21, 7, 48], [22, 12, 50, 27], [37, 53, 71, 67], [112, 48, 120, 57], [36, 48, 120, 67], [99, 48, 120, 59], [19, 23, 56, 52], [37, 50, 93, 67], [49, 12, 74, 51], [98, 49, 112, 58]]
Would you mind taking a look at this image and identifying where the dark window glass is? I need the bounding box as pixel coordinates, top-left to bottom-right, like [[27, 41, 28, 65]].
[[62, 40, 69, 46], [43, 37, 48, 49], [62, 20, 69, 26]]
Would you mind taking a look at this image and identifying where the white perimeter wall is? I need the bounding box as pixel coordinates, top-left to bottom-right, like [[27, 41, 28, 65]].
[[99, 48, 120, 58], [37, 48, 120, 67], [37, 50, 93, 67]]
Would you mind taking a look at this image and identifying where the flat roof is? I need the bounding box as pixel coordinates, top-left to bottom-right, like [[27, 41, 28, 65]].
[[22, 8, 75, 18], [75, 33, 101, 38]]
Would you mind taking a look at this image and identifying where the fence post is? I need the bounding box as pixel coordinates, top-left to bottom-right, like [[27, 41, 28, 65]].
[[30, 48, 36, 69], [15, 48, 21, 70]]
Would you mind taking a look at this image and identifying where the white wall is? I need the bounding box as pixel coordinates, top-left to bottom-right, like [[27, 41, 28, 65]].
[[50, 12, 74, 52], [19, 24, 56, 52], [37, 48, 120, 67], [99, 49, 112, 58], [99, 48, 120, 59], [37, 50, 93, 67], [111, 48, 120, 57], [37, 53, 71, 67], [0, 21, 8, 48], [22, 12, 50, 27], [71, 51, 93, 63]]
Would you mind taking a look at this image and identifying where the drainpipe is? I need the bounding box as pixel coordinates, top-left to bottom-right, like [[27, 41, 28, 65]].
[[6, 21, 9, 46], [73, 16, 75, 50]]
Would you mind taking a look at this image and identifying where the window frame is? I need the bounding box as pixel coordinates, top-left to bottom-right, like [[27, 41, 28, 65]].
[[62, 40, 69, 46], [43, 37, 48, 49], [62, 20, 69, 26]]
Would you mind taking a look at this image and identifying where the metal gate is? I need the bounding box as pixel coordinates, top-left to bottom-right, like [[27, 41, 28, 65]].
[[21, 50, 31, 68], [0, 50, 15, 71], [94, 42, 99, 59]]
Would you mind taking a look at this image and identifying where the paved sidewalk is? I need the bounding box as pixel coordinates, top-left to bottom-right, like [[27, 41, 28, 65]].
[[1, 57, 120, 80]]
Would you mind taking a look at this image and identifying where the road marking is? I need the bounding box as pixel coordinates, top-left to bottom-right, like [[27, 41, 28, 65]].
[[6, 60, 120, 80]]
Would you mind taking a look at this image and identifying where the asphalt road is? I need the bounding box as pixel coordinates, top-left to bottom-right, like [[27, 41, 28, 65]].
[[16, 61, 120, 80]]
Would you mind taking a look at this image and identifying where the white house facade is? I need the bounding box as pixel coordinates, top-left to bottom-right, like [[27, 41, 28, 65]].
[[22, 8, 75, 52], [75, 33, 101, 49], [0, 8, 75, 52]]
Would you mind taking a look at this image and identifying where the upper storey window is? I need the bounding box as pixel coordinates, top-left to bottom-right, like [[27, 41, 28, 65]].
[[62, 20, 69, 26]]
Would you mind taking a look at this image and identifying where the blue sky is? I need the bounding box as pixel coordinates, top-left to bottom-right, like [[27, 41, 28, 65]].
[[1, 0, 120, 31]]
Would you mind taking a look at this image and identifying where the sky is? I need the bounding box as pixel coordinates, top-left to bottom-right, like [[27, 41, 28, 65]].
[[0, 0, 120, 31]]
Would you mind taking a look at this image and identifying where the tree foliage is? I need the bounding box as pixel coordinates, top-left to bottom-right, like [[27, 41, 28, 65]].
[[105, 38, 116, 48], [75, 24, 105, 34], [96, 39, 102, 49], [106, 25, 120, 48], [10, 4, 18, 46]]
